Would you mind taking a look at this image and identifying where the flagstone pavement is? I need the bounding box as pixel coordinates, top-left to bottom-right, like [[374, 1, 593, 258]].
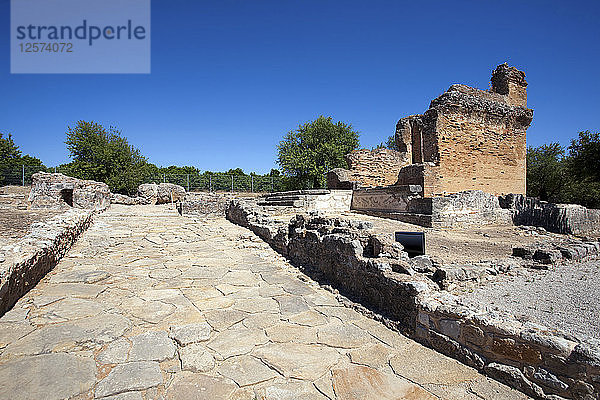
[[0, 205, 530, 400]]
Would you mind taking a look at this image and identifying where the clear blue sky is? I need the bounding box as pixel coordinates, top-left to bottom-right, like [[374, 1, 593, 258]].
[[1, 0, 599, 173]]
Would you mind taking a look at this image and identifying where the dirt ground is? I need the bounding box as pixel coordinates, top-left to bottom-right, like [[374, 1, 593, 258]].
[[0, 186, 61, 247], [331, 211, 565, 265]]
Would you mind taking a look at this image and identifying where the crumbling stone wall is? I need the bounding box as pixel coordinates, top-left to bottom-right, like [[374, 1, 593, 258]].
[[344, 148, 410, 187], [28, 172, 110, 211], [500, 194, 600, 236], [182, 192, 238, 216], [137, 183, 186, 205], [395, 64, 533, 196], [226, 199, 600, 399], [0, 209, 94, 316], [335, 64, 533, 197]]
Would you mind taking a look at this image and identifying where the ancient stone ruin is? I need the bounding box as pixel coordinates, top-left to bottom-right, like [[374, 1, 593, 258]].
[[325, 64, 537, 228], [28, 172, 111, 211], [137, 183, 186, 205], [2, 63, 599, 400], [334, 63, 532, 195], [395, 63, 532, 196]]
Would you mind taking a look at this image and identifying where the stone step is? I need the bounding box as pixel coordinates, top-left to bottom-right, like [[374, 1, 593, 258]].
[[269, 189, 330, 197], [353, 210, 433, 228], [262, 195, 304, 202], [257, 199, 305, 207]]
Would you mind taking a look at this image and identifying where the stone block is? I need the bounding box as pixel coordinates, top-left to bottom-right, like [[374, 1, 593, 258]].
[[28, 172, 110, 210]]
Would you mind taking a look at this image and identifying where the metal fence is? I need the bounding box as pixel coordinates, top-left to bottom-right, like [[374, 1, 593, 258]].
[[141, 173, 285, 192], [0, 165, 285, 193], [0, 165, 49, 186]]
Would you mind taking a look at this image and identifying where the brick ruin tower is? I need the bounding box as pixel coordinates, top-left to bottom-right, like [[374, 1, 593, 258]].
[[332, 63, 533, 197]]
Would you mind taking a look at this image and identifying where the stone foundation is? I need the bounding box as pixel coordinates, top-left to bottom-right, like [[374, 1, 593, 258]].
[[352, 189, 511, 228], [258, 190, 352, 213], [0, 209, 94, 316], [226, 199, 600, 399], [500, 194, 600, 236]]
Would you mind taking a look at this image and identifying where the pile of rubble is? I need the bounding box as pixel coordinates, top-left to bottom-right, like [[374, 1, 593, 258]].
[[513, 237, 600, 267]]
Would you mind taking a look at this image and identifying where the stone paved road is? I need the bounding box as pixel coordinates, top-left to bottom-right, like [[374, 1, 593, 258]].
[[0, 205, 529, 400]]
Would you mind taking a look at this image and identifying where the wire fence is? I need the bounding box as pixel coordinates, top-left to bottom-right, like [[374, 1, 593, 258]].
[[141, 173, 285, 193], [0, 165, 285, 193], [0, 165, 48, 186]]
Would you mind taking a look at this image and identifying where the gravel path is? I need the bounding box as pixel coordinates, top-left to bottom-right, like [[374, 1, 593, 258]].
[[458, 260, 600, 340]]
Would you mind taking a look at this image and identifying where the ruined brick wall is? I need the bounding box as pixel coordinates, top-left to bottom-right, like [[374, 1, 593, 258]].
[[430, 88, 530, 196], [491, 63, 528, 107], [345, 148, 409, 187], [395, 64, 533, 196]]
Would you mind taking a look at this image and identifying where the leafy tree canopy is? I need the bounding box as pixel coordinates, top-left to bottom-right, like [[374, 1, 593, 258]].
[[0, 133, 47, 185], [566, 131, 600, 182], [526, 143, 565, 202], [226, 168, 245, 176], [64, 120, 150, 195], [527, 131, 600, 208], [277, 116, 359, 189], [0, 133, 21, 161]]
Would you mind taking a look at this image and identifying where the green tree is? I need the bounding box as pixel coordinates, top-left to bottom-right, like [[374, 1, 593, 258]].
[[562, 131, 600, 208], [0, 133, 21, 184], [0, 133, 21, 161], [64, 120, 151, 195], [526, 143, 565, 201], [226, 168, 245, 176], [0, 133, 47, 185], [277, 116, 359, 189]]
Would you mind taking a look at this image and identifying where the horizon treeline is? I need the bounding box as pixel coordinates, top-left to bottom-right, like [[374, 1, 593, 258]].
[[2, 122, 599, 208], [1, 121, 281, 195]]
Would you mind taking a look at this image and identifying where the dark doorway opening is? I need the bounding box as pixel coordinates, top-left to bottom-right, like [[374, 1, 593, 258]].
[[60, 189, 73, 207]]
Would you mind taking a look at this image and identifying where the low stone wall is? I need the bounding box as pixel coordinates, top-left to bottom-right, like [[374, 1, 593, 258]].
[[182, 192, 239, 216], [258, 190, 352, 213], [500, 194, 600, 236], [0, 208, 94, 316], [414, 293, 598, 399], [431, 190, 512, 228], [351, 185, 423, 213], [352, 189, 512, 228], [512, 239, 600, 266], [226, 199, 600, 399]]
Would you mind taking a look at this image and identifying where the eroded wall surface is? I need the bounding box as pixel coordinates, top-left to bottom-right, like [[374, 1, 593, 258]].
[[344, 148, 410, 187], [337, 64, 533, 197], [395, 69, 533, 196]]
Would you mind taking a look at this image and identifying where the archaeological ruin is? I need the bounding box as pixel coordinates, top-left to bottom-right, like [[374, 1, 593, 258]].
[[328, 63, 538, 229], [1, 64, 599, 400], [28, 172, 111, 211]]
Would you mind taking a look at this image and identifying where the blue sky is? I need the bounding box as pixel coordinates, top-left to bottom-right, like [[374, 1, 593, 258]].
[[1, 0, 599, 173]]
